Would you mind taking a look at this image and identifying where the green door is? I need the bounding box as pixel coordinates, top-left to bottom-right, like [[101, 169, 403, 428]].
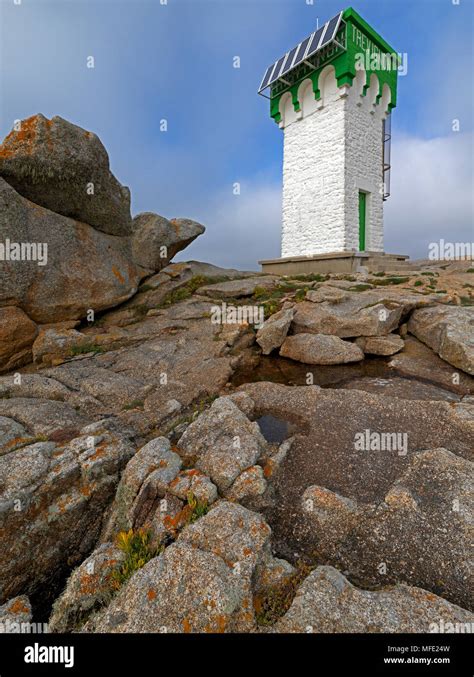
[[359, 191, 366, 251]]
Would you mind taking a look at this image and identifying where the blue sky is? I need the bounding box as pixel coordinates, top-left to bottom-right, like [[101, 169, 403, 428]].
[[1, 0, 473, 269]]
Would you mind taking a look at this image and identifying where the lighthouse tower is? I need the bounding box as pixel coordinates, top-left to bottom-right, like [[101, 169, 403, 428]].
[[259, 8, 404, 274]]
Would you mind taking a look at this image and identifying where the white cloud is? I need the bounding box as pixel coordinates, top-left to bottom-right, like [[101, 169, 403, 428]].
[[176, 179, 282, 271], [384, 131, 473, 258]]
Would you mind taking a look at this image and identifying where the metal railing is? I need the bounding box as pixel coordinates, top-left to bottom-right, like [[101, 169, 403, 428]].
[[382, 114, 392, 200]]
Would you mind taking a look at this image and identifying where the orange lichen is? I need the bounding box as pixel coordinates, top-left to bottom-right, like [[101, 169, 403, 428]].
[[147, 588, 157, 601], [111, 266, 125, 284], [8, 599, 29, 614], [182, 617, 192, 633]]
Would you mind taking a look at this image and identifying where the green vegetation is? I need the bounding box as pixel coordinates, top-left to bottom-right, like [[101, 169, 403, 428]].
[[286, 273, 329, 283], [185, 491, 209, 524], [122, 399, 145, 411], [112, 529, 163, 589], [157, 275, 230, 308], [466, 268, 474, 273], [254, 561, 314, 626], [414, 280, 423, 287], [460, 296, 474, 306], [348, 283, 373, 292], [70, 343, 106, 356], [370, 276, 410, 286]]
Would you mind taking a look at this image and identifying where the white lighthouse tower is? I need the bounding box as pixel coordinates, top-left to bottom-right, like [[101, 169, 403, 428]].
[[259, 8, 405, 275]]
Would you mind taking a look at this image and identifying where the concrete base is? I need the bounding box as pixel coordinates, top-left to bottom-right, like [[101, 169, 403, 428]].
[[259, 252, 410, 276]]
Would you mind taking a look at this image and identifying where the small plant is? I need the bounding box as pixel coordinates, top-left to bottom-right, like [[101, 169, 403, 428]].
[[262, 299, 280, 318], [254, 561, 314, 626], [348, 283, 372, 292], [466, 268, 474, 273], [414, 280, 423, 287], [372, 271, 386, 277], [112, 529, 162, 589], [294, 287, 308, 302], [186, 491, 209, 523], [122, 399, 144, 411], [288, 273, 329, 283], [370, 276, 409, 286], [70, 343, 106, 356]]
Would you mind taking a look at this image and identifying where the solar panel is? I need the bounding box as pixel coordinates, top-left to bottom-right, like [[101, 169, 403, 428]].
[[259, 64, 276, 92], [280, 45, 299, 77], [258, 10, 344, 94], [292, 35, 312, 69], [306, 26, 326, 59], [268, 55, 287, 87], [319, 12, 343, 49]]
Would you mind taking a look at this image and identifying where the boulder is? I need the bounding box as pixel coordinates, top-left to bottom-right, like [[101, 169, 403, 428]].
[[292, 289, 435, 338], [280, 334, 364, 365], [389, 336, 473, 396], [32, 327, 91, 365], [49, 543, 126, 633], [0, 306, 37, 373], [0, 114, 132, 235], [256, 307, 294, 355], [275, 566, 474, 633], [355, 334, 404, 356], [178, 397, 268, 492], [408, 306, 474, 375], [306, 287, 347, 303], [131, 214, 205, 271], [167, 469, 218, 505], [0, 420, 135, 605], [225, 465, 267, 501], [0, 177, 143, 324]]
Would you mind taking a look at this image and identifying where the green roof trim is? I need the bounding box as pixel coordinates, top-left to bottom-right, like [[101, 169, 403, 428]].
[[270, 6, 399, 123]]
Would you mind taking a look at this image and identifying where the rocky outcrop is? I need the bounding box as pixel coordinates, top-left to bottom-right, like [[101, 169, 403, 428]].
[[301, 448, 473, 609], [0, 177, 143, 324], [131, 213, 205, 271], [0, 307, 37, 373], [256, 307, 294, 355], [280, 333, 364, 365], [0, 419, 135, 605], [49, 543, 126, 633], [275, 566, 474, 633], [0, 114, 132, 235], [0, 117, 209, 374], [101, 437, 182, 541], [198, 276, 279, 299], [237, 382, 473, 585], [408, 306, 474, 375], [83, 502, 273, 633]]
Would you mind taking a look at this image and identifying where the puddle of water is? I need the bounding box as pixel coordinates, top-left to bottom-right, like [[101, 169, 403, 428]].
[[257, 415, 291, 444], [233, 353, 461, 402], [232, 353, 393, 389]]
